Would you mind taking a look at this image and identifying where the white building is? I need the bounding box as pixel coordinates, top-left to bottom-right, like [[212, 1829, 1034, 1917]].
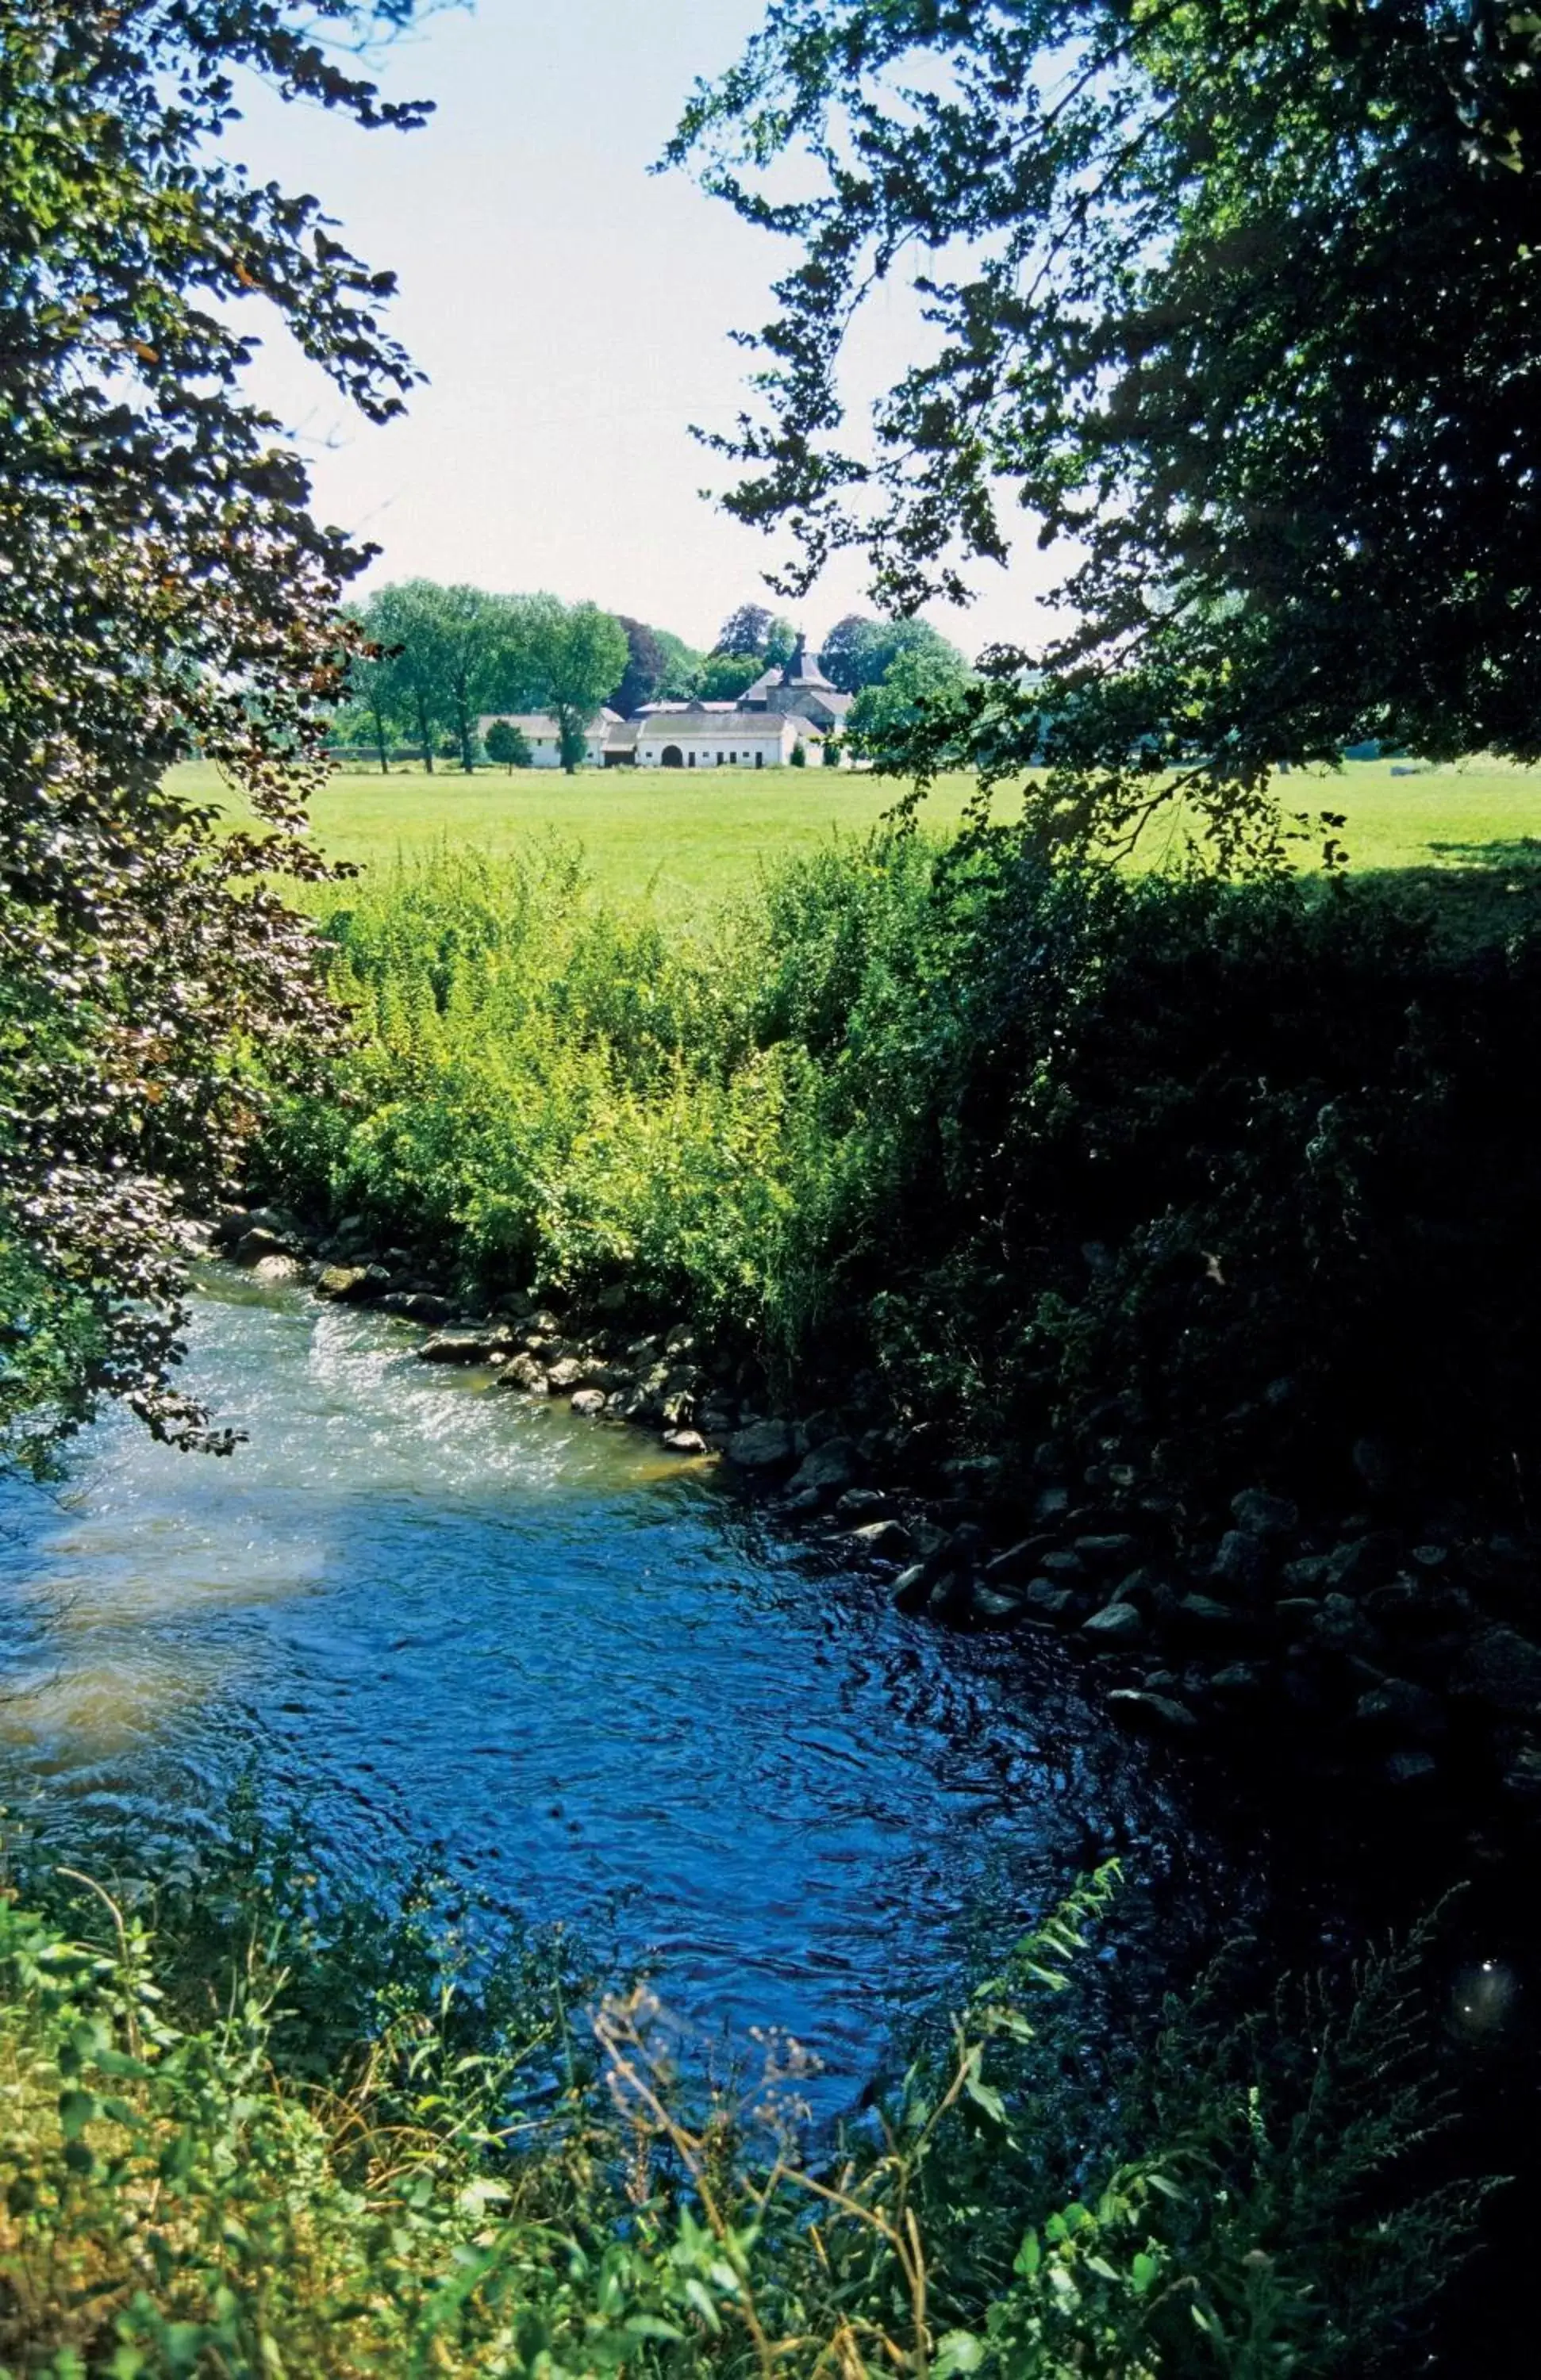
[[630, 704, 809, 770], [478, 635, 855, 771], [475, 709, 624, 769]]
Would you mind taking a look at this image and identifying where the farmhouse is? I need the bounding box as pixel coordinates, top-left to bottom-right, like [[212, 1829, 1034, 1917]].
[[628, 706, 805, 770], [740, 635, 851, 735], [473, 708, 625, 770], [478, 635, 853, 770]]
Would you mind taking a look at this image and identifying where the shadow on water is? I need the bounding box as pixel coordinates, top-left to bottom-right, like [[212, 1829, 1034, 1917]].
[[0, 1268, 1247, 2102]]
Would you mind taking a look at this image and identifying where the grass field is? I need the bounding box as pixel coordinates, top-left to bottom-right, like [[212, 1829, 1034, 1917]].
[[171, 753, 1541, 912]]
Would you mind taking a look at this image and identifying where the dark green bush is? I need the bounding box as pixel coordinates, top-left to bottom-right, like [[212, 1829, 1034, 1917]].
[[264, 831, 1541, 1518]]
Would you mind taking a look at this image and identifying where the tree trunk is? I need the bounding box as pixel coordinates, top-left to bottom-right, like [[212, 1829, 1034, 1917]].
[[369, 693, 390, 775], [413, 682, 434, 774]]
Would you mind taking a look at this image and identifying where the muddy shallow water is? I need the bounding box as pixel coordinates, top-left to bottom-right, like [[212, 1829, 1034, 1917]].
[[0, 1269, 1238, 2095]]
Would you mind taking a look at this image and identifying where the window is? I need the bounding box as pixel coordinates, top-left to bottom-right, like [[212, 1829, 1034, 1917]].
[[717, 751, 724, 766], [688, 750, 695, 766]]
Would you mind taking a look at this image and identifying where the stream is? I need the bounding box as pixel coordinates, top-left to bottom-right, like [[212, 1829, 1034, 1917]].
[[0, 1268, 1243, 2099]]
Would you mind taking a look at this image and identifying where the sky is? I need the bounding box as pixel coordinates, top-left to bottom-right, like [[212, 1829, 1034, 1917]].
[[235, 0, 1066, 659]]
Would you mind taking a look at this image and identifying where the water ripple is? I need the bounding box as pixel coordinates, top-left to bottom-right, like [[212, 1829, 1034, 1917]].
[[0, 1270, 1234, 2086]]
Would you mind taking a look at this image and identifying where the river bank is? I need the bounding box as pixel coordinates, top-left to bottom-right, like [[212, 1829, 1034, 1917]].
[[236, 837, 1541, 1901], [2, 1261, 1521, 2375], [208, 1195, 1541, 1904]]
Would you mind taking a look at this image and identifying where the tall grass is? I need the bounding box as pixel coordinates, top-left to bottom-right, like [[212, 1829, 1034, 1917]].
[[264, 829, 1541, 1512], [0, 1822, 1481, 2378]]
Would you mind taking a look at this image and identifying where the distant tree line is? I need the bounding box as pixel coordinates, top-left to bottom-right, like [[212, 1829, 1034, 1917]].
[[334, 585, 970, 770], [336, 585, 631, 776]]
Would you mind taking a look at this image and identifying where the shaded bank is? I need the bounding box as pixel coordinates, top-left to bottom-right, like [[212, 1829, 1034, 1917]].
[[251, 835, 1541, 1844]]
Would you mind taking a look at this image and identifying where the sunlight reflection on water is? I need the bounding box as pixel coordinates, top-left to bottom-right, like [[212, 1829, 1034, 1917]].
[[0, 1269, 1229, 2088]]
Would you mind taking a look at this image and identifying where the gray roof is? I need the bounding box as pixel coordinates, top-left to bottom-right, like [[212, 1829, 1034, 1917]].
[[478, 712, 559, 736], [639, 708, 797, 737], [782, 633, 836, 688], [477, 711, 617, 737]]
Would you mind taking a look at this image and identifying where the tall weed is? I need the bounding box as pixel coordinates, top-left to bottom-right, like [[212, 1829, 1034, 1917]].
[[0, 1833, 1483, 2378], [264, 831, 1541, 1510]]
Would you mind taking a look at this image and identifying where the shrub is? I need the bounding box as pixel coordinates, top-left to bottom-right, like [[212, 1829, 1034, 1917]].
[[486, 720, 532, 771], [262, 830, 1541, 1516], [0, 1836, 1482, 2379]]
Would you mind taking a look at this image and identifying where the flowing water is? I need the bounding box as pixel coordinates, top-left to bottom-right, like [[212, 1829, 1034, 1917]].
[[0, 1269, 1237, 2096]]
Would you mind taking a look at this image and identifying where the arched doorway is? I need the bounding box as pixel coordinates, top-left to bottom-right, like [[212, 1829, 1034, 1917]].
[[660, 743, 683, 768]]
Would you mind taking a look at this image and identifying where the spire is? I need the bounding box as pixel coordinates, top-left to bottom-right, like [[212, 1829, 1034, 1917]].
[[783, 631, 832, 688]]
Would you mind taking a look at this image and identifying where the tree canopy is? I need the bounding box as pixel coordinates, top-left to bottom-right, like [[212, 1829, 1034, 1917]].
[[846, 639, 972, 755], [697, 652, 764, 701], [483, 718, 531, 772], [533, 601, 628, 770], [713, 602, 796, 662], [819, 614, 966, 693], [610, 616, 668, 716], [672, 0, 1541, 855], [340, 585, 637, 768], [0, 0, 429, 1462]]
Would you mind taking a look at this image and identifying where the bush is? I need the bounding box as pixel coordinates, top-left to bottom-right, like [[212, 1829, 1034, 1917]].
[[0, 1833, 1481, 2379], [262, 831, 1541, 1518], [486, 720, 532, 771]]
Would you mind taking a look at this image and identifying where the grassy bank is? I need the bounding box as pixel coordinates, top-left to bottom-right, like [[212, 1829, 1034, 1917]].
[[175, 756, 1541, 913], [262, 829, 1541, 1526], [0, 1827, 1476, 2378]]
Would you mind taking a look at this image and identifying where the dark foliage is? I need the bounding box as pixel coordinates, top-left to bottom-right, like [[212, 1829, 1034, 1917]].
[[672, 1, 1541, 854], [819, 612, 964, 693], [611, 613, 668, 716], [751, 836, 1541, 1520], [0, 1, 428, 1464], [712, 601, 795, 662]]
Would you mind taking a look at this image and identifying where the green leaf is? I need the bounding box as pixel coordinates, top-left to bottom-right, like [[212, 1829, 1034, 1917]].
[[1014, 2229, 1041, 2278], [934, 2330, 986, 2376], [963, 2070, 1009, 2127], [682, 2278, 721, 2333], [58, 2089, 99, 2141]]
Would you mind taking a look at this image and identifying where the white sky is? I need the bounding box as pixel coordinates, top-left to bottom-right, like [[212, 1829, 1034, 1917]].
[[234, 0, 1066, 658]]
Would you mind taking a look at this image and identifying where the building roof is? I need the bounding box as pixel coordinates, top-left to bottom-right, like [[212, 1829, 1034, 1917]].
[[633, 699, 743, 716], [739, 640, 852, 720], [478, 712, 558, 736], [639, 708, 799, 738], [477, 711, 619, 739], [782, 632, 837, 689]]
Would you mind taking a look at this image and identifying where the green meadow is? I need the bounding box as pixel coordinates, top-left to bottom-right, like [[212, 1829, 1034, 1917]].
[[173, 751, 1541, 910]]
